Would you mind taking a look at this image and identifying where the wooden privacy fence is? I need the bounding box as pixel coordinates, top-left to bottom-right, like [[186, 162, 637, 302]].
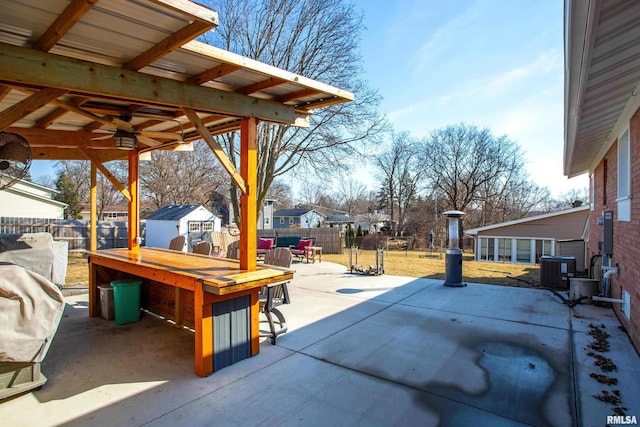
[[258, 228, 343, 254], [0, 217, 131, 251], [2, 217, 344, 255]]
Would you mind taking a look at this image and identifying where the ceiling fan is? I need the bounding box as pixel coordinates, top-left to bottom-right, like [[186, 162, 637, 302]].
[[0, 132, 32, 191], [91, 114, 184, 150]]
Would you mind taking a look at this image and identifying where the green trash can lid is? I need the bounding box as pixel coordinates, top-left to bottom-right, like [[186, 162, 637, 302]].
[[111, 279, 142, 287]]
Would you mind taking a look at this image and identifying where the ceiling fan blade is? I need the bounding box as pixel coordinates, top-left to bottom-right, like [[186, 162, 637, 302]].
[[139, 131, 183, 141], [138, 135, 162, 147], [113, 117, 134, 132], [90, 134, 114, 141]]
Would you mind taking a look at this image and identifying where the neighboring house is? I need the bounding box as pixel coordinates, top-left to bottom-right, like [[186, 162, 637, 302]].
[[273, 208, 325, 229], [227, 199, 275, 230], [352, 212, 392, 233], [565, 0, 640, 352], [0, 179, 67, 219], [144, 205, 221, 251], [324, 214, 353, 231], [259, 198, 275, 230], [466, 206, 589, 269], [79, 204, 128, 221]]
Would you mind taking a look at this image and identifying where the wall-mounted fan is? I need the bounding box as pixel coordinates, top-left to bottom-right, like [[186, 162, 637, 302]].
[[0, 132, 32, 191]]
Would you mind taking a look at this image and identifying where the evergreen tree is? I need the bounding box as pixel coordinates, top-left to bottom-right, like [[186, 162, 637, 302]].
[[55, 172, 83, 219]]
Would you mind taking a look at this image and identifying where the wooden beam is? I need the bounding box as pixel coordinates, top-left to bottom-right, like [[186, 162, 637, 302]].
[[186, 63, 241, 85], [0, 85, 11, 102], [148, 0, 218, 25], [30, 146, 127, 162], [8, 127, 116, 148], [128, 150, 140, 250], [124, 21, 213, 71], [90, 163, 97, 252], [32, 0, 99, 51], [183, 108, 247, 194], [0, 87, 67, 130], [239, 117, 257, 271], [236, 77, 288, 96], [277, 88, 324, 103], [0, 43, 296, 125], [79, 147, 132, 202]]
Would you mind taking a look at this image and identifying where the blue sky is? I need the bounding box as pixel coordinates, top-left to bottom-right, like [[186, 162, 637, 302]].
[[30, 0, 588, 198], [353, 0, 588, 196]]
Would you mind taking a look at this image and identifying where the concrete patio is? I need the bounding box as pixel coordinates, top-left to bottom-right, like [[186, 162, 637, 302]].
[[1, 261, 639, 426]]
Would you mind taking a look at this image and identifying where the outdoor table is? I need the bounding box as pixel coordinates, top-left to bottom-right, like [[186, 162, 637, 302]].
[[305, 246, 322, 263], [88, 247, 294, 377]]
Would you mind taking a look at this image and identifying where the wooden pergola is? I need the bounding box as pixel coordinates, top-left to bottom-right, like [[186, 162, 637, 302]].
[[0, 0, 353, 271]]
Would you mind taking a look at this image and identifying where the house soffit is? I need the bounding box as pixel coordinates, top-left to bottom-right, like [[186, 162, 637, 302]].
[[564, 0, 640, 177]]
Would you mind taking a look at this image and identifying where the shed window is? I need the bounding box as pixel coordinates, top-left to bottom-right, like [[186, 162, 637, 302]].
[[202, 222, 213, 231], [189, 222, 200, 232]]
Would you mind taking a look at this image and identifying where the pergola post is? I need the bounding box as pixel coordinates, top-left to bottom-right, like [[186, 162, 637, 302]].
[[239, 117, 257, 270], [90, 163, 97, 251], [127, 150, 140, 251]]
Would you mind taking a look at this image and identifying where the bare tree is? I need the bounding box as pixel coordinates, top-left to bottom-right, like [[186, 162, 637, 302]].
[[420, 123, 528, 241], [139, 141, 228, 212], [336, 177, 367, 215], [376, 132, 421, 235], [201, 0, 386, 225], [268, 180, 293, 210]]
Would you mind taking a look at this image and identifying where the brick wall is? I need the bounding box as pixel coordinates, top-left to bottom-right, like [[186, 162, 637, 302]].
[[590, 106, 640, 352]]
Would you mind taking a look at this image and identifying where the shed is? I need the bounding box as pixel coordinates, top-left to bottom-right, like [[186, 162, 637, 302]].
[[0, 179, 67, 219], [466, 206, 589, 269], [144, 205, 221, 251]]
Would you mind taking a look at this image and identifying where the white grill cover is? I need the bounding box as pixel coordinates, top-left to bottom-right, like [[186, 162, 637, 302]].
[[0, 263, 65, 362]]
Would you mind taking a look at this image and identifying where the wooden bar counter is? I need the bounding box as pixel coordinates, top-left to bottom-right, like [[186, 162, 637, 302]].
[[88, 247, 294, 377]]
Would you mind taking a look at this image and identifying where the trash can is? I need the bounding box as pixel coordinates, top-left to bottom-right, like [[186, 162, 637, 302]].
[[111, 279, 142, 324]]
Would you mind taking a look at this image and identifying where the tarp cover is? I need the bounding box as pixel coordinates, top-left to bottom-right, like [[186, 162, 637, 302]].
[[0, 263, 65, 362]]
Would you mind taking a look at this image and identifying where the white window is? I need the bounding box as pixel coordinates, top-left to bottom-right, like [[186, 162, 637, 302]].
[[289, 217, 294, 224], [189, 222, 200, 232], [617, 129, 631, 221], [516, 239, 531, 263], [497, 238, 511, 262], [280, 217, 284, 224], [479, 237, 494, 261], [202, 222, 213, 231]]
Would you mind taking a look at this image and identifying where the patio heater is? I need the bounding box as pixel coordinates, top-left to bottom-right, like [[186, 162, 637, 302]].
[[443, 210, 466, 287]]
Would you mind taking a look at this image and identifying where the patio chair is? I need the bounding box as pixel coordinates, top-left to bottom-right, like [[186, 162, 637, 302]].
[[168, 235, 186, 251], [257, 237, 276, 259], [290, 237, 315, 261], [226, 240, 240, 259], [259, 247, 292, 344], [192, 241, 211, 255], [209, 231, 224, 256]]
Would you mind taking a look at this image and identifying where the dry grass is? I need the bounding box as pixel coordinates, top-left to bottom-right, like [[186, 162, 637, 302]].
[[65, 253, 90, 285], [63, 250, 540, 288], [323, 249, 540, 287]]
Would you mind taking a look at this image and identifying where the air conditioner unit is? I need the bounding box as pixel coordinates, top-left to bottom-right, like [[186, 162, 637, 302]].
[[540, 256, 576, 289]]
